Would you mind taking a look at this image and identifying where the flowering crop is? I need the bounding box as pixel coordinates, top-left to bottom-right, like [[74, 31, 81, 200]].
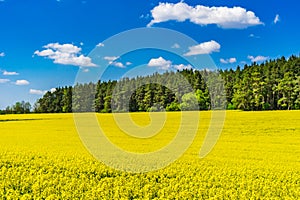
[[0, 111, 299, 199]]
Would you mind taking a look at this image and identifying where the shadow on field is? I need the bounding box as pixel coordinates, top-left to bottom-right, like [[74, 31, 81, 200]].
[[0, 118, 54, 123]]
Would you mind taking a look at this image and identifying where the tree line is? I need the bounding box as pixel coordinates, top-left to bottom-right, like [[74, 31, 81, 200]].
[[34, 70, 222, 113], [0, 101, 31, 114], [1, 55, 299, 114], [222, 55, 300, 110], [34, 55, 299, 113]]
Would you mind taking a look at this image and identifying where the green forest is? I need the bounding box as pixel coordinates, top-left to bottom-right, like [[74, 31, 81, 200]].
[[2, 55, 300, 114]]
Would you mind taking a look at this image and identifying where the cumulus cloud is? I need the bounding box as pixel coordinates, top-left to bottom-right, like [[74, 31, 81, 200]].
[[82, 68, 90, 73], [3, 70, 19, 76], [273, 14, 280, 24], [248, 55, 269, 62], [220, 57, 237, 64], [112, 62, 125, 68], [173, 64, 193, 70], [30, 88, 56, 95], [96, 43, 105, 47], [0, 79, 9, 83], [29, 89, 46, 95], [249, 33, 260, 39], [148, 57, 172, 70], [15, 80, 30, 85], [140, 14, 150, 19], [148, 57, 193, 71], [103, 56, 119, 63], [147, 2, 263, 29], [34, 43, 97, 67], [103, 56, 127, 68], [171, 43, 180, 49], [184, 40, 220, 56], [0, 52, 5, 57]]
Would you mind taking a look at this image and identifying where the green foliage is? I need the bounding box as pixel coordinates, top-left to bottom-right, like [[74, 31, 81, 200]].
[[1, 101, 31, 114], [195, 89, 210, 110], [32, 55, 300, 113], [180, 92, 198, 111], [227, 103, 236, 110], [222, 55, 300, 111], [166, 102, 181, 111]]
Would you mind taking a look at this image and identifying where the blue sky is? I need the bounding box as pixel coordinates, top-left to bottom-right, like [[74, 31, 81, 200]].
[[0, 0, 299, 109]]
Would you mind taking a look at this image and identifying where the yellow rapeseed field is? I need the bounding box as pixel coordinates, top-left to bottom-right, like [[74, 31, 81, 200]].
[[0, 111, 299, 199]]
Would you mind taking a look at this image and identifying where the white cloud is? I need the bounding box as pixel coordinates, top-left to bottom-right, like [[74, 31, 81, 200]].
[[34, 43, 97, 67], [148, 57, 193, 71], [274, 14, 280, 24], [147, 2, 263, 29], [82, 68, 90, 73], [103, 56, 126, 68], [220, 59, 227, 64], [249, 33, 260, 38], [30, 88, 56, 95], [0, 52, 5, 57], [111, 62, 125, 68], [80, 42, 84, 46], [96, 43, 105, 47], [148, 57, 172, 70], [140, 14, 150, 19], [0, 79, 9, 83], [3, 70, 19, 76], [126, 62, 132, 66], [229, 58, 237, 63], [54, 55, 96, 67], [173, 64, 193, 70], [29, 89, 46, 95], [15, 80, 30, 85], [171, 43, 180, 49], [248, 55, 269, 62], [34, 49, 55, 57], [184, 40, 220, 56], [43, 43, 81, 54], [103, 56, 119, 62], [220, 57, 237, 64]]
